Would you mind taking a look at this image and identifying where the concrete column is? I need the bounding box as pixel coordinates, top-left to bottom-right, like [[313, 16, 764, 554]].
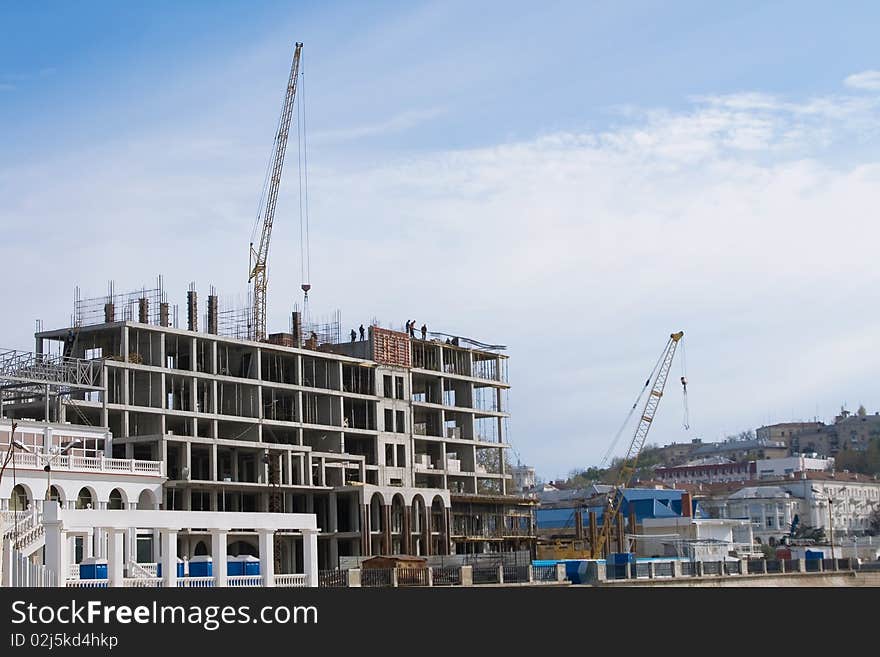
[[162, 530, 178, 588], [672, 561, 683, 578], [361, 504, 370, 556], [461, 565, 473, 586], [84, 529, 94, 559], [647, 562, 655, 579], [210, 443, 218, 482], [107, 528, 124, 587], [556, 563, 567, 582], [383, 505, 392, 554], [329, 492, 338, 534], [402, 507, 412, 555], [151, 529, 161, 562], [258, 529, 275, 587], [302, 529, 319, 587], [1, 538, 13, 587], [695, 561, 703, 577], [347, 568, 361, 587], [43, 502, 66, 586], [211, 530, 228, 587]]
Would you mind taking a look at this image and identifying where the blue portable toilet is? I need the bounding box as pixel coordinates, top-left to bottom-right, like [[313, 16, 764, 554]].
[[156, 558, 185, 577], [240, 555, 260, 576], [79, 557, 108, 580], [189, 555, 213, 577], [227, 556, 243, 576], [805, 549, 824, 560]]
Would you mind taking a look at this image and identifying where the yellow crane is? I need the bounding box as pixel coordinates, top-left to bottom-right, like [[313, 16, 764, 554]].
[[590, 330, 684, 559], [249, 42, 303, 342]]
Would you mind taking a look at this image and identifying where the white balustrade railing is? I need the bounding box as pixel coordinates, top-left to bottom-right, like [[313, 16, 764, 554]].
[[69, 563, 81, 578], [66, 579, 108, 588], [123, 577, 162, 588], [227, 575, 262, 587], [8, 550, 56, 587], [177, 576, 215, 588], [274, 574, 308, 587], [3, 452, 163, 477], [127, 561, 156, 578]]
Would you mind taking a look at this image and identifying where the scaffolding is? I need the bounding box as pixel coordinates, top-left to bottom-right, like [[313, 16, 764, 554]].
[[73, 277, 176, 328], [292, 306, 341, 346]]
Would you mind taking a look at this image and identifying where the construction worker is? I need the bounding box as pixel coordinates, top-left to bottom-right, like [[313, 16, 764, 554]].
[[421, 324, 427, 340], [350, 329, 356, 343], [359, 324, 365, 341]]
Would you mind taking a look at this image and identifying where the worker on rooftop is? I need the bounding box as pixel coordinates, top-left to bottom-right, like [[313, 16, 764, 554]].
[[359, 324, 365, 341], [350, 329, 356, 343], [421, 324, 427, 340]]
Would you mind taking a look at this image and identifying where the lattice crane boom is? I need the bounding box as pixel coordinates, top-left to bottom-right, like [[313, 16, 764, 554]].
[[249, 42, 303, 341], [591, 330, 684, 559]]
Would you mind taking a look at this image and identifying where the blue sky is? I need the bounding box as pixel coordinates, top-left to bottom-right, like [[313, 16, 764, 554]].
[[3, 2, 880, 478]]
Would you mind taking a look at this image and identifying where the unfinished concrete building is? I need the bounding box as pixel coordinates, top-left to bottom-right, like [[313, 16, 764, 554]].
[[12, 280, 535, 568]]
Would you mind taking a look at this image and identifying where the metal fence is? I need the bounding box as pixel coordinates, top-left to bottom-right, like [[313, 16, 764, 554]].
[[702, 561, 721, 575], [654, 561, 674, 577], [397, 568, 430, 587], [472, 566, 500, 585], [361, 569, 394, 588], [747, 560, 765, 574], [635, 562, 652, 578], [532, 564, 557, 582], [318, 569, 347, 588], [502, 564, 530, 583], [724, 561, 741, 575], [681, 561, 696, 576], [765, 560, 781, 573], [432, 566, 461, 586]]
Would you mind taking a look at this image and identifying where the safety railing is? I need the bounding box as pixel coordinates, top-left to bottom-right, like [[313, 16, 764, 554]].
[[274, 574, 308, 587], [2, 451, 163, 476], [227, 575, 262, 587], [123, 577, 162, 588], [177, 576, 215, 587], [66, 579, 109, 588]]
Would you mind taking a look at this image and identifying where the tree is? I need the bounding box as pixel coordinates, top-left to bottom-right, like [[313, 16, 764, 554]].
[[867, 507, 880, 537]]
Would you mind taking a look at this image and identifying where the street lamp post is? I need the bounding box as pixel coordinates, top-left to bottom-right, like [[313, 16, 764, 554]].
[[12, 439, 82, 502]]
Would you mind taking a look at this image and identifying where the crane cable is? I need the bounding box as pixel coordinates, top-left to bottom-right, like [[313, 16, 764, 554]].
[[681, 337, 690, 431], [598, 343, 668, 470], [296, 51, 312, 303]]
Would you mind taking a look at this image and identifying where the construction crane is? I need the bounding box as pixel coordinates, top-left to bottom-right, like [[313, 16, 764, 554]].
[[248, 42, 303, 342], [590, 330, 684, 559]]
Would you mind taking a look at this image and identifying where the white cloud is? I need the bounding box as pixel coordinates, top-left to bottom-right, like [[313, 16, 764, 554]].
[[311, 107, 445, 142], [844, 70, 880, 91], [2, 86, 880, 477]]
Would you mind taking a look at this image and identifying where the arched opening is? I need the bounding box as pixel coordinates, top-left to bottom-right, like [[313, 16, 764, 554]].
[[391, 494, 406, 553], [9, 484, 29, 511], [369, 493, 385, 555], [228, 540, 257, 557], [45, 485, 63, 504], [108, 489, 125, 510], [76, 487, 94, 510], [411, 495, 426, 556], [193, 540, 209, 556], [431, 496, 446, 555], [137, 489, 156, 510]]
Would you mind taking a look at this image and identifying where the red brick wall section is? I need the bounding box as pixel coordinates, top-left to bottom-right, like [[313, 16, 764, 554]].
[[371, 327, 411, 367]]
